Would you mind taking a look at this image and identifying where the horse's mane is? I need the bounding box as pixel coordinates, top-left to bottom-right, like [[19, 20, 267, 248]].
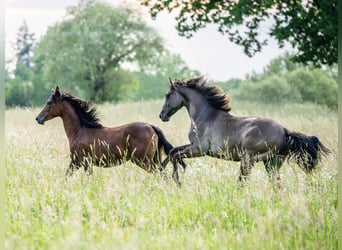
[[57, 92, 103, 128], [173, 76, 231, 112]]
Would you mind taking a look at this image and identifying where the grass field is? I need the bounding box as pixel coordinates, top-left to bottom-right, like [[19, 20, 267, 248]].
[[5, 99, 337, 249]]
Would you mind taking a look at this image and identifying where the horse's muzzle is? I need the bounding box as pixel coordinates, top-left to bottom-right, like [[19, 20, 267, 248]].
[[36, 116, 46, 125], [159, 112, 169, 122]]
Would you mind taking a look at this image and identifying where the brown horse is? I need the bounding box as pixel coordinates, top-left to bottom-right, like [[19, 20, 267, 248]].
[[36, 86, 183, 176], [159, 76, 330, 186]]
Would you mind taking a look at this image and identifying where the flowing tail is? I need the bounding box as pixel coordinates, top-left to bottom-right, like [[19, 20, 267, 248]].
[[282, 130, 330, 173], [151, 126, 187, 171]]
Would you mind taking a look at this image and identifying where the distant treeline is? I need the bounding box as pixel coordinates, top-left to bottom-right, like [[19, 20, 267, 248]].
[[130, 53, 337, 110], [217, 53, 337, 110]]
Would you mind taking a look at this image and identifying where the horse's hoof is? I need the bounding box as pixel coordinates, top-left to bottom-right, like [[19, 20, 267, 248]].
[[65, 170, 73, 177], [159, 171, 169, 181], [237, 175, 249, 187], [172, 176, 182, 187], [65, 174, 73, 180]]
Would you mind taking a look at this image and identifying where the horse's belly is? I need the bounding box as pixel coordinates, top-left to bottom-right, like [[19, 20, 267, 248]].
[[209, 144, 241, 161], [73, 142, 127, 167]]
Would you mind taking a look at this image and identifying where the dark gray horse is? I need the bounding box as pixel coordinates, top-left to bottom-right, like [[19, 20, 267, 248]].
[[159, 76, 330, 186]]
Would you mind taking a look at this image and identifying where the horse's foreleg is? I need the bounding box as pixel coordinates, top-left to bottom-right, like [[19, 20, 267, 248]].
[[238, 151, 255, 183], [159, 145, 188, 172], [169, 144, 192, 172], [160, 155, 170, 170], [170, 144, 203, 186], [65, 160, 84, 177]]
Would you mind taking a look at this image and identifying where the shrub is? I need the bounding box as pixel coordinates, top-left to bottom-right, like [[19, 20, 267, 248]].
[[286, 68, 337, 109], [237, 75, 302, 104], [5, 78, 34, 106]]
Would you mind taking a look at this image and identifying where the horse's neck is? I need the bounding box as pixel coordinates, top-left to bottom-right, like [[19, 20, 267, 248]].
[[180, 87, 215, 122], [61, 102, 82, 142]]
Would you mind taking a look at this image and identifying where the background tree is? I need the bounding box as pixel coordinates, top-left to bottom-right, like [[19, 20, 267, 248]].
[[6, 21, 36, 106], [34, 0, 164, 102], [131, 51, 200, 100], [285, 68, 337, 109], [141, 0, 337, 66], [14, 21, 35, 69], [5, 61, 11, 82]]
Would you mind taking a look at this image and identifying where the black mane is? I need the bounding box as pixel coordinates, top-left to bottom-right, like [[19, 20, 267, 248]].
[[174, 76, 232, 112], [59, 92, 103, 128]]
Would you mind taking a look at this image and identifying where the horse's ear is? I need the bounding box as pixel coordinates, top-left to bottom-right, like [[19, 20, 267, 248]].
[[55, 86, 61, 97], [169, 77, 174, 87], [198, 75, 206, 85]]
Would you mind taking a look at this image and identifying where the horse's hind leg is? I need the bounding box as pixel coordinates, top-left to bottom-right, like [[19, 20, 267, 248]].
[[135, 157, 171, 182], [263, 156, 284, 189]]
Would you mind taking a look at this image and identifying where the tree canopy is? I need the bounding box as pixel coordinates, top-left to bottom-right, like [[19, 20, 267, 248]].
[[34, 0, 164, 101], [141, 0, 337, 66], [131, 51, 200, 100]]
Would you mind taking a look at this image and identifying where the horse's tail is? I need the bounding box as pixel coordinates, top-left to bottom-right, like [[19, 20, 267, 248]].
[[151, 125, 187, 171], [151, 125, 173, 168], [282, 130, 330, 173]]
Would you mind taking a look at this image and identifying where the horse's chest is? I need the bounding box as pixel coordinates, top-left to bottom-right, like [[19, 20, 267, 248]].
[[188, 124, 208, 143], [188, 129, 197, 143], [188, 125, 214, 150]]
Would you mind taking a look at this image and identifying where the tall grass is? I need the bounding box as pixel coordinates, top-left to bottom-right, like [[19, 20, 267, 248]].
[[5, 100, 337, 249]]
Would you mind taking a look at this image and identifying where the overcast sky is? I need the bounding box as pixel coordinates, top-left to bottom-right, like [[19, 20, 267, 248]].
[[5, 0, 290, 81]]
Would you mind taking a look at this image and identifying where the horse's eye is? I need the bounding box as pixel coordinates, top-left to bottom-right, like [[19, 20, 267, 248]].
[[165, 93, 170, 98], [47, 101, 52, 106]]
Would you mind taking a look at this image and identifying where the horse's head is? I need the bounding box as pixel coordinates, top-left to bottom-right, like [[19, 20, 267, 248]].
[[159, 78, 185, 122], [36, 86, 63, 125]]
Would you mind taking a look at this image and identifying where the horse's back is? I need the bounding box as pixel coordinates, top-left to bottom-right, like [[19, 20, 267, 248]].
[[114, 122, 158, 150], [208, 114, 286, 154], [124, 122, 155, 136], [238, 116, 286, 152]]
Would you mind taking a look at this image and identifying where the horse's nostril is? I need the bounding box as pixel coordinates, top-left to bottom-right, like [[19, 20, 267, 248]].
[[36, 117, 38, 121]]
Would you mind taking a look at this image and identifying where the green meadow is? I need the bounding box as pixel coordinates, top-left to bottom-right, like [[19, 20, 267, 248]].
[[5, 99, 337, 249]]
